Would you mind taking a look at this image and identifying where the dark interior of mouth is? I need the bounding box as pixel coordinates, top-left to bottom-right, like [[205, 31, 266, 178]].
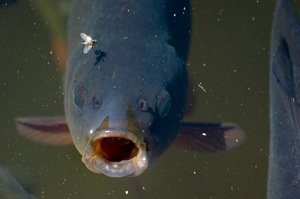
[[93, 137, 138, 162]]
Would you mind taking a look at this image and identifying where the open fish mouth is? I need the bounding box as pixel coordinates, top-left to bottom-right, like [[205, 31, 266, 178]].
[[82, 128, 148, 177]]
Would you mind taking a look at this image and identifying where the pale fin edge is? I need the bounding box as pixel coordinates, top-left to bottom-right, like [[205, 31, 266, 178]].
[[15, 116, 73, 145], [172, 122, 245, 153]]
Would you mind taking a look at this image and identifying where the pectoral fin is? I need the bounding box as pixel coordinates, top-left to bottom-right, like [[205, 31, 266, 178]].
[[15, 116, 73, 145], [173, 122, 245, 152]]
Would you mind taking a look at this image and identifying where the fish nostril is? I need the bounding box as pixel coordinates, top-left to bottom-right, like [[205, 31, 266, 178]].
[[156, 89, 171, 118], [93, 137, 138, 162], [139, 99, 149, 112], [90, 94, 102, 108]]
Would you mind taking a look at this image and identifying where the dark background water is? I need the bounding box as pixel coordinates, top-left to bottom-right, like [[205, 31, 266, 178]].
[[1, 0, 299, 198]]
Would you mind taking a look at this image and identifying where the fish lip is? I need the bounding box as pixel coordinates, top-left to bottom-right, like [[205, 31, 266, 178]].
[[82, 128, 148, 177]]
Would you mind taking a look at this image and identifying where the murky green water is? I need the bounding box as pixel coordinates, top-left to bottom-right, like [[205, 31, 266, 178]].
[[1, 1, 299, 198]]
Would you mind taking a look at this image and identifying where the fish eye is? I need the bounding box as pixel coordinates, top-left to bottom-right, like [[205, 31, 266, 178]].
[[139, 99, 149, 112], [156, 89, 171, 118], [90, 94, 102, 108], [73, 83, 87, 110]]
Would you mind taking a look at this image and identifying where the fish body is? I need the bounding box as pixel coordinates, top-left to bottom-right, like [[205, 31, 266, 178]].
[[267, 0, 300, 198], [0, 164, 36, 199], [65, 0, 191, 177], [0, 0, 16, 7], [16, 0, 245, 178]]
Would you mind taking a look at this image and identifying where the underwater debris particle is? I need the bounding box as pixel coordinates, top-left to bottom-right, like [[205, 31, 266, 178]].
[[198, 82, 206, 92]]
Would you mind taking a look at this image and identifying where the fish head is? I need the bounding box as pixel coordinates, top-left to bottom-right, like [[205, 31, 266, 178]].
[[64, 45, 186, 177]]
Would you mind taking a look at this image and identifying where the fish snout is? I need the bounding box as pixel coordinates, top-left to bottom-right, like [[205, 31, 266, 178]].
[[82, 128, 148, 177]]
